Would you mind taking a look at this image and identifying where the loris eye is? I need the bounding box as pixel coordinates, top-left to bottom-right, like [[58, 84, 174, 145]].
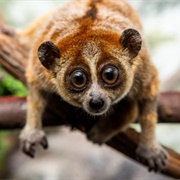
[[101, 65, 119, 86], [69, 69, 88, 91]]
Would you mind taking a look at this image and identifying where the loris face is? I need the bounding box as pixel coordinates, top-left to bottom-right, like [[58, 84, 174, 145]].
[[61, 51, 127, 116], [38, 29, 142, 116]]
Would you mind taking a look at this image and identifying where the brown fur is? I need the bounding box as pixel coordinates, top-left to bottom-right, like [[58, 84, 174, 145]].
[[19, 0, 168, 170]]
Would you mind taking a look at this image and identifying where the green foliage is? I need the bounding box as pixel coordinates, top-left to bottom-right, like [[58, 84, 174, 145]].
[[0, 132, 9, 172], [0, 72, 27, 97]]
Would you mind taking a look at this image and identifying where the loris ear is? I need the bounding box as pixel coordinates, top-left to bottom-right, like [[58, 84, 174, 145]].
[[38, 41, 60, 70], [120, 29, 142, 59]]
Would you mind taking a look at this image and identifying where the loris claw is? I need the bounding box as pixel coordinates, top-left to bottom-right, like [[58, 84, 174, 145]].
[[136, 143, 168, 172], [20, 127, 48, 158]]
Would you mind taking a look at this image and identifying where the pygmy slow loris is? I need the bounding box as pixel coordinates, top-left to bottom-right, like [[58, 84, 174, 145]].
[[19, 0, 168, 172]]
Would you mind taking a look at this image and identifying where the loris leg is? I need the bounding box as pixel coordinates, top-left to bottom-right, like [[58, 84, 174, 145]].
[[19, 86, 48, 158], [136, 97, 168, 172], [87, 99, 138, 145]]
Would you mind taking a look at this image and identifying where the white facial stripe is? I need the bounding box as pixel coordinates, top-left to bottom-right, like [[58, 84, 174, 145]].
[[81, 42, 101, 82], [81, 42, 101, 61]]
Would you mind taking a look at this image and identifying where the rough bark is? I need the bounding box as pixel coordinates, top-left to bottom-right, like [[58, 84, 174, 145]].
[[0, 25, 180, 178]]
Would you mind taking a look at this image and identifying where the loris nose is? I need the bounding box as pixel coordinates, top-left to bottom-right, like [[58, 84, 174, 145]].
[[89, 99, 104, 110]]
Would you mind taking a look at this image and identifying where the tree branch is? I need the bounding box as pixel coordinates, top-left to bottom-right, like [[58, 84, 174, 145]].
[[0, 25, 180, 178]]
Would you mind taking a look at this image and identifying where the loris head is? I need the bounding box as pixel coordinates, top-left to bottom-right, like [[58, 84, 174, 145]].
[[38, 29, 142, 116]]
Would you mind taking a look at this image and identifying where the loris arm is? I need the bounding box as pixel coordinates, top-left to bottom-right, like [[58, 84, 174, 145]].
[[137, 97, 168, 172], [19, 41, 60, 158], [19, 86, 48, 158]]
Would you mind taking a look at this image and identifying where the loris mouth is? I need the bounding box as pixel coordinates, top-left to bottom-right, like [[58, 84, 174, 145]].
[[85, 104, 109, 116], [88, 110, 106, 116]]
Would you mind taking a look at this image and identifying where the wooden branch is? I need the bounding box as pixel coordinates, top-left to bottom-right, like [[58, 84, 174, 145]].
[[1, 93, 180, 129], [0, 96, 180, 178], [0, 25, 180, 178], [0, 27, 27, 83], [0, 96, 65, 129]]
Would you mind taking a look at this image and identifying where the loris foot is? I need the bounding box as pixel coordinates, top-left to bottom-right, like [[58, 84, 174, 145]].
[[136, 143, 168, 172], [87, 126, 113, 145], [19, 127, 48, 158]]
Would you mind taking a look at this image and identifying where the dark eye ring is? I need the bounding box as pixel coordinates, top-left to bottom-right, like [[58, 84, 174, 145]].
[[101, 65, 119, 86], [69, 69, 88, 91]]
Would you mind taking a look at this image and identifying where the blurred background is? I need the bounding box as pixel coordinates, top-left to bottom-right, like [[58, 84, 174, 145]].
[[0, 0, 180, 179]]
